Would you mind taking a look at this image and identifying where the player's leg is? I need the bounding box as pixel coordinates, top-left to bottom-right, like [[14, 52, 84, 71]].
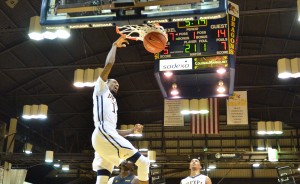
[[126, 152, 150, 184], [96, 168, 110, 184], [92, 152, 114, 184], [92, 128, 115, 184], [112, 132, 150, 183], [93, 125, 150, 183]]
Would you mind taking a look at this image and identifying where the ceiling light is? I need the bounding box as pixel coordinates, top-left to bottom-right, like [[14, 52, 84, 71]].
[[257, 121, 266, 135], [22, 105, 31, 119], [28, 16, 44, 41], [216, 68, 226, 74], [199, 98, 209, 114], [30, 104, 39, 119], [266, 121, 275, 134], [291, 58, 300, 78], [170, 83, 179, 96], [189, 99, 199, 114], [45, 150, 54, 163], [62, 165, 69, 171], [163, 71, 173, 77], [170, 89, 179, 95], [73, 69, 84, 87], [180, 99, 190, 115], [257, 121, 283, 135], [148, 150, 156, 162], [22, 104, 48, 119], [53, 162, 61, 168], [84, 68, 95, 87], [253, 163, 260, 167], [217, 80, 225, 93], [23, 143, 33, 154], [37, 104, 48, 119], [274, 121, 283, 134], [277, 58, 291, 79], [257, 139, 265, 151], [94, 68, 104, 82], [208, 162, 216, 169], [29, 16, 71, 40], [42, 30, 57, 40], [74, 68, 104, 88], [55, 28, 70, 39], [138, 141, 149, 151]]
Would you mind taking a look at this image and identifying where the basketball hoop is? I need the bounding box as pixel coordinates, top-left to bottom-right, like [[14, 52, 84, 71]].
[[116, 23, 168, 41]]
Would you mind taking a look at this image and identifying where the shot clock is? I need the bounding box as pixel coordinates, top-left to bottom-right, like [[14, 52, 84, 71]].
[[177, 19, 208, 28]]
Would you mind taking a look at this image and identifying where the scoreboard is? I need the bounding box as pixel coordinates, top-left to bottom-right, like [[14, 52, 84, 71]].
[[154, 11, 239, 99], [158, 17, 229, 59], [155, 13, 239, 59]]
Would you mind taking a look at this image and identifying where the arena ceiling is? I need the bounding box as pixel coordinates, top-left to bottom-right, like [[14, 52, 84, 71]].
[[0, 0, 300, 183]]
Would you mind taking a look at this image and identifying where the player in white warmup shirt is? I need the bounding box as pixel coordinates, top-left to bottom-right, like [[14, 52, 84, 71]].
[[91, 36, 150, 184], [180, 158, 212, 184]]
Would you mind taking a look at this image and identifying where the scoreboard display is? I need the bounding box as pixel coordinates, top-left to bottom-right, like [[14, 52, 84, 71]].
[[159, 18, 228, 59], [154, 11, 240, 99], [155, 14, 238, 60]]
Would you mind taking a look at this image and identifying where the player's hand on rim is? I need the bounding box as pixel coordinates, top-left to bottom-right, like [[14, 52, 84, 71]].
[[113, 36, 129, 48]]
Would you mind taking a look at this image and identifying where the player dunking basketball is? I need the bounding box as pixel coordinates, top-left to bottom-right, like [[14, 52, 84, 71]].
[[92, 36, 150, 184]]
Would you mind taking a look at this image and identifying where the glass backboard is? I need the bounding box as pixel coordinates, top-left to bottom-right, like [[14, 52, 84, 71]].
[[40, 0, 228, 27]]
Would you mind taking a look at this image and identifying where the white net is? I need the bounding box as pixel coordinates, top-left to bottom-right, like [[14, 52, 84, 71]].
[[116, 23, 168, 41]]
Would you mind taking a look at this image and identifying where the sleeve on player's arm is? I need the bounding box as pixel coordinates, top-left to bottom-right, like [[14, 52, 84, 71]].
[[94, 76, 108, 96], [107, 177, 114, 184]]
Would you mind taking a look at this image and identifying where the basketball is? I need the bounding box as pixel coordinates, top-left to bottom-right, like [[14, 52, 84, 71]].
[[143, 31, 167, 53]]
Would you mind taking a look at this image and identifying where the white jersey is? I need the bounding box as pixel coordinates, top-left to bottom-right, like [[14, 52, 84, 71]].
[[180, 174, 207, 184], [92, 76, 137, 171], [93, 77, 118, 128]]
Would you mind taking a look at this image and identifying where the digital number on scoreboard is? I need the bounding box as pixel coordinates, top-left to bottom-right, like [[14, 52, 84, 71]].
[[157, 16, 230, 59]]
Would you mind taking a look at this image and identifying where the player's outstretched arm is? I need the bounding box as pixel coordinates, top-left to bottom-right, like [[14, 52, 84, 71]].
[[100, 36, 129, 82]]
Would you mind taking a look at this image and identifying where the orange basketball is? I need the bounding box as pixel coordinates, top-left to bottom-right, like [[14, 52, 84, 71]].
[[143, 31, 167, 53]]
